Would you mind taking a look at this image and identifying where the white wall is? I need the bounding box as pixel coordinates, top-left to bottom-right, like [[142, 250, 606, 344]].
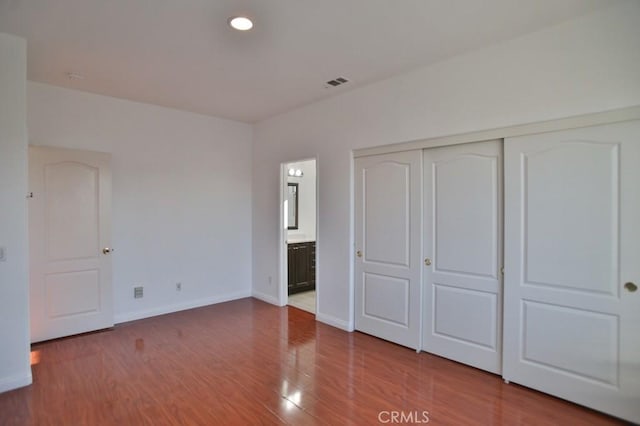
[[0, 33, 32, 392], [287, 159, 316, 242], [252, 1, 640, 330], [28, 82, 253, 323]]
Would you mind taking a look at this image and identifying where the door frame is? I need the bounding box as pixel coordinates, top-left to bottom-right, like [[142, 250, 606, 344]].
[[353, 108, 640, 336], [350, 106, 640, 421], [279, 158, 319, 311], [353, 106, 640, 158]]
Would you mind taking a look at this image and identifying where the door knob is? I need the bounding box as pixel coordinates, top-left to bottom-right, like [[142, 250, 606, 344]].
[[424, 258, 432, 266], [624, 282, 637, 292], [102, 247, 114, 255], [356, 250, 362, 258]]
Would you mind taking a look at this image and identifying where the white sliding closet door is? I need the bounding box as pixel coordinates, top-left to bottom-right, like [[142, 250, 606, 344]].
[[503, 121, 640, 423], [422, 140, 503, 373], [354, 150, 422, 349]]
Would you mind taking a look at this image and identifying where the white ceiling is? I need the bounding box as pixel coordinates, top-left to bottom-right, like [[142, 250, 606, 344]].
[[0, 0, 621, 123]]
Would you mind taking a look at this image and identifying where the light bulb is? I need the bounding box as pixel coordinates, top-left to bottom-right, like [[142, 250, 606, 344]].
[[228, 16, 253, 31]]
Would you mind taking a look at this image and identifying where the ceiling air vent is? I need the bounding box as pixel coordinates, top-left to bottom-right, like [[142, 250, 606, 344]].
[[325, 77, 350, 88]]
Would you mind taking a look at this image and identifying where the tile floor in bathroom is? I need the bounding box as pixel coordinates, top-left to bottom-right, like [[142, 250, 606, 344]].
[[287, 290, 315, 314]]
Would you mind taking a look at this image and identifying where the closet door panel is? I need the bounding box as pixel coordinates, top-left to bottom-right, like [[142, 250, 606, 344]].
[[503, 121, 640, 424], [422, 140, 503, 374], [355, 151, 422, 349]]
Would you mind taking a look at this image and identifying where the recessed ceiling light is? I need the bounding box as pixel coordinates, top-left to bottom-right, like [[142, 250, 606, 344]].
[[228, 16, 253, 31]]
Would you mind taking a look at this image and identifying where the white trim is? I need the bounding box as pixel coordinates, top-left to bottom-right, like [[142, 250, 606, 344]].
[[313, 158, 320, 319], [114, 291, 252, 324], [0, 371, 32, 393], [354, 106, 640, 158], [279, 163, 288, 307], [348, 155, 355, 330], [316, 312, 354, 332], [252, 291, 282, 306]]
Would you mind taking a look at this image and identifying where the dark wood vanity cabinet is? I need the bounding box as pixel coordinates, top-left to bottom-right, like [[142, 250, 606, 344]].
[[287, 241, 316, 295]]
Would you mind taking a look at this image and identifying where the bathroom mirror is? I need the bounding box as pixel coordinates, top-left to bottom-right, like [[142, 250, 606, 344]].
[[287, 183, 298, 230]]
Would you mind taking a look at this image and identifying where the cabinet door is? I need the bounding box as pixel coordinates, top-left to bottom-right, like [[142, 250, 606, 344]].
[[422, 140, 503, 373], [287, 245, 297, 292], [503, 121, 640, 424], [288, 242, 315, 294], [354, 150, 422, 349]]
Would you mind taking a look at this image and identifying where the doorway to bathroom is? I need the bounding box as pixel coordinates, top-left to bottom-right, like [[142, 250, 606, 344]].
[[282, 159, 317, 314]]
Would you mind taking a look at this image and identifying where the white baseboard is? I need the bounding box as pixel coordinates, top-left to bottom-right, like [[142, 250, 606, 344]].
[[251, 291, 281, 306], [316, 312, 353, 332], [114, 290, 252, 324], [0, 371, 32, 393], [113, 290, 353, 333]]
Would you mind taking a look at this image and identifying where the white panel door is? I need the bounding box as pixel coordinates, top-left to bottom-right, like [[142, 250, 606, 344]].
[[29, 146, 113, 343], [355, 150, 422, 349], [503, 121, 640, 423], [422, 140, 503, 373]]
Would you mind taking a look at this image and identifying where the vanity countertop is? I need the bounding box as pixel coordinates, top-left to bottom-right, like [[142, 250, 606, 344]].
[[287, 239, 316, 244]]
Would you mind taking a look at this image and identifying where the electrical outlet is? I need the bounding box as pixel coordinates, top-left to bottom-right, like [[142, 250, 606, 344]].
[[134, 286, 143, 299], [176, 282, 182, 291]]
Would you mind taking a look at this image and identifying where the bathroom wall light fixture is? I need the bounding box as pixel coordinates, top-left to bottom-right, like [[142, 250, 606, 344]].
[[288, 168, 303, 177]]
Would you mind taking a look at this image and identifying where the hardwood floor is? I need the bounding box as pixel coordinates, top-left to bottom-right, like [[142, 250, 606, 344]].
[[0, 298, 624, 425]]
